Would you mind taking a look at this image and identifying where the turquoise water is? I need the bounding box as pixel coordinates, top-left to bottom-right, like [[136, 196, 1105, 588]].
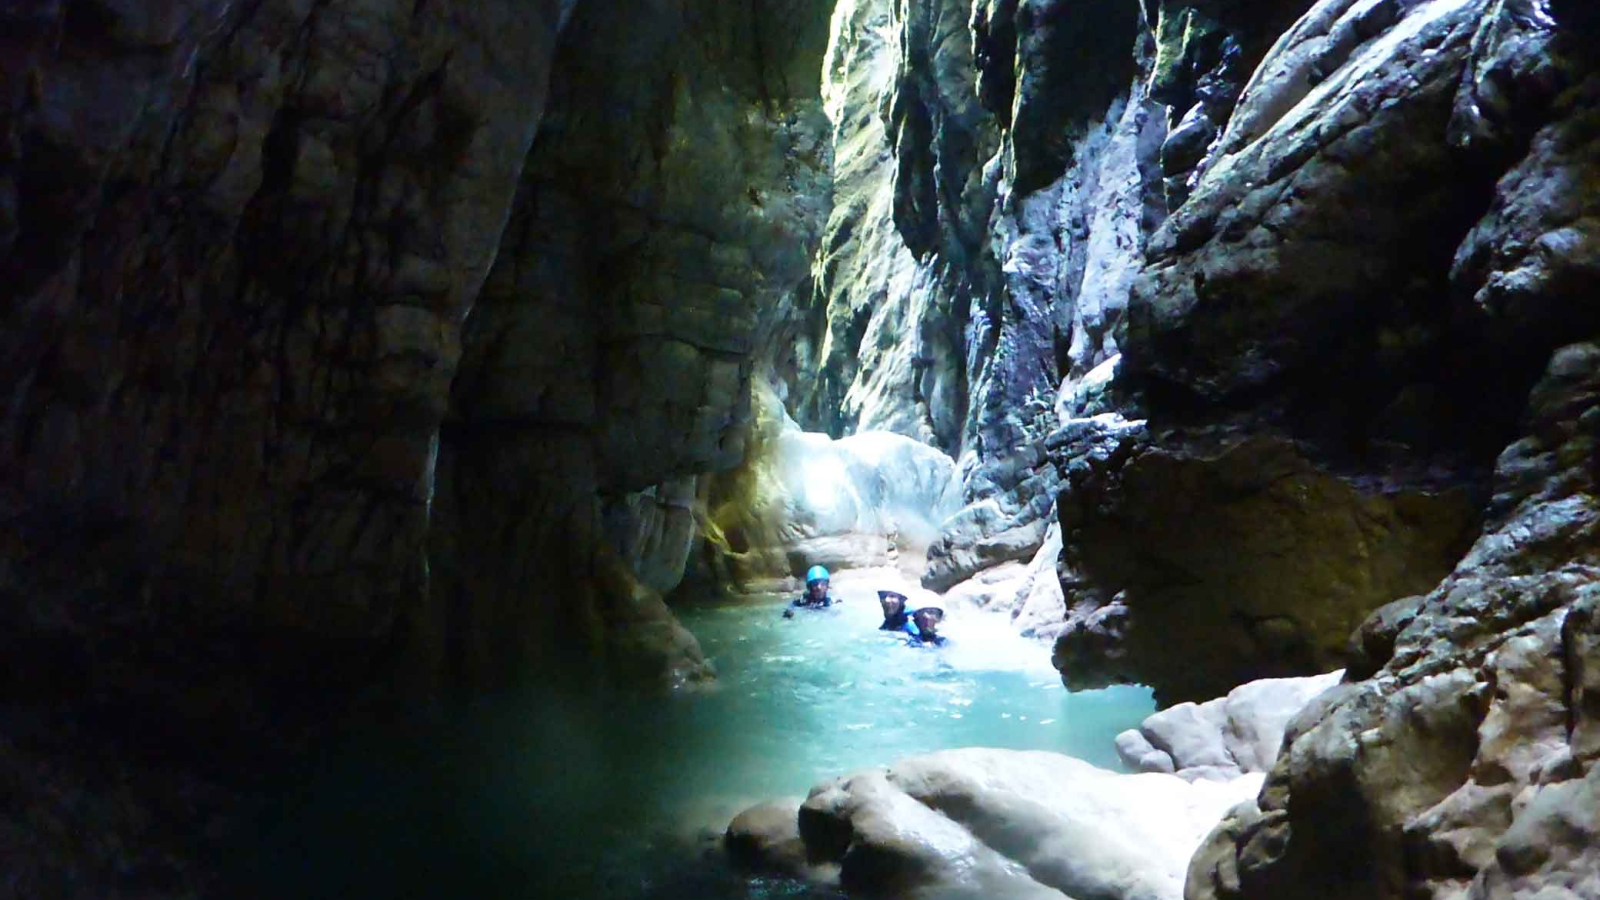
[[239, 586, 1154, 899]]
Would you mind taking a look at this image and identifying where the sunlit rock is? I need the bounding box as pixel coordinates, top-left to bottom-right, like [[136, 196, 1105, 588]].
[[1115, 670, 1344, 781], [694, 381, 962, 596], [733, 748, 1263, 900]]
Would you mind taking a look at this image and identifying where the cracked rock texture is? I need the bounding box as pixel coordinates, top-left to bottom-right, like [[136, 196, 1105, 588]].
[[771, 0, 1167, 609], [1187, 341, 1600, 900], [1045, 0, 1599, 708], [5, 0, 1600, 895], [1, 0, 836, 892]]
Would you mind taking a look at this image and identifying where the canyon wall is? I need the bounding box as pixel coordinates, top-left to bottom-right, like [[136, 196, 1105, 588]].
[[3, 0, 1597, 895]]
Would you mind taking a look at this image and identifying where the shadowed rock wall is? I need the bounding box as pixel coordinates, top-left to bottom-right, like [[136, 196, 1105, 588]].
[[0, 0, 838, 891], [1, 0, 839, 716], [425, 0, 835, 693], [2, 0, 569, 744]]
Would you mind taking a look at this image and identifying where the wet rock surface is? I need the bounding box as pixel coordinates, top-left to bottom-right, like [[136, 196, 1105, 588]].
[[4, 0, 1599, 895], [2, 0, 834, 893], [1186, 342, 1600, 900], [1115, 671, 1344, 781], [691, 381, 962, 597], [1049, 421, 1478, 704], [731, 747, 1263, 900]]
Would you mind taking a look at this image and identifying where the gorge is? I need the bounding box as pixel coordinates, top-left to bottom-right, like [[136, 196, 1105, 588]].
[[2, 0, 1597, 898]]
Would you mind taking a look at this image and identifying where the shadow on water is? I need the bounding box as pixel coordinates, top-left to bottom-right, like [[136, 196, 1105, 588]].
[[229, 595, 1153, 899], [230, 686, 821, 900]]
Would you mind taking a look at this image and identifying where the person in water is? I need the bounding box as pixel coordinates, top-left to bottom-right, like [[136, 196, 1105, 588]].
[[906, 606, 947, 647], [877, 590, 916, 634], [782, 565, 838, 617]]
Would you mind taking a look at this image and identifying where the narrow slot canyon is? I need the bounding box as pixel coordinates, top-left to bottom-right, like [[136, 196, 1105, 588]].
[[2, 1, 1597, 898]]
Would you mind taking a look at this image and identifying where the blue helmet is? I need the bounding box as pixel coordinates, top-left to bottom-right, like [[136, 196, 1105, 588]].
[[805, 565, 830, 585]]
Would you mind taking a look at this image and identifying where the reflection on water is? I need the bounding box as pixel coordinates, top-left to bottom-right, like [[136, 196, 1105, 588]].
[[236, 584, 1154, 899]]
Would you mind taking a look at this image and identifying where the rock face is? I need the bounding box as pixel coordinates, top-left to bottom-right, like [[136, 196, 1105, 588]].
[[1116, 671, 1344, 781], [1051, 418, 1478, 704], [692, 380, 962, 596], [3, 0, 573, 737], [1187, 342, 1600, 900], [426, 0, 835, 691], [731, 748, 1264, 900], [2, 0, 839, 892], [782, 0, 1166, 604], [5, 0, 1599, 895], [1042, 0, 1599, 706], [2, 0, 840, 722], [1130, 0, 1507, 403]]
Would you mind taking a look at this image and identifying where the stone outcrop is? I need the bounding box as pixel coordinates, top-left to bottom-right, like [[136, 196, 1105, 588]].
[[1131, 0, 1505, 403], [690, 380, 962, 597], [427, 0, 835, 691], [2, 0, 842, 720], [1046, 0, 1598, 707], [1187, 341, 1600, 900], [787, 0, 1169, 602], [3, 0, 572, 743], [1141, 0, 1318, 206], [1116, 671, 1344, 781], [1050, 416, 1478, 704], [729, 748, 1264, 900], [5, 0, 1599, 895]]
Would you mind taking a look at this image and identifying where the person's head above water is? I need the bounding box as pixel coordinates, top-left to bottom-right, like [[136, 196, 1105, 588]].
[[912, 606, 944, 638], [877, 590, 907, 618], [805, 565, 830, 601]]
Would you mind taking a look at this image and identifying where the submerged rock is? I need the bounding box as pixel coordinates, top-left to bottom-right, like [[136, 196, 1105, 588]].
[[731, 748, 1262, 900]]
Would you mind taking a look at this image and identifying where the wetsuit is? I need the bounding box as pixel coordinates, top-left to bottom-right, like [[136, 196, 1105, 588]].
[[790, 593, 834, 609], [878, 610, 913, 632], [906, 631, 948, 648]]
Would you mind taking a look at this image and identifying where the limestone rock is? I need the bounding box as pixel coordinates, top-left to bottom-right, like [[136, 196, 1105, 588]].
[[1186, 343, 1600, 900], [1117, 671, 1344, 780], [737, 748, 1264, 900], [429, 0, 836, 688], [1049, 418, 1476, 705], [1128, 0, 1501, 402], [694, 381, 962, 595], [724, 798, 817, 878], [1453, 69, 1600, 350], [2, 1, 836, 886], [922, 441, 1061, 593], [797, 0, 991, 451], [1141, 0, 1319, 205]]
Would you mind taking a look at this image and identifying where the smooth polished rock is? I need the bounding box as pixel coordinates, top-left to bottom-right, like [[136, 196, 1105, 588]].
[[735, 747, 1264, 900]]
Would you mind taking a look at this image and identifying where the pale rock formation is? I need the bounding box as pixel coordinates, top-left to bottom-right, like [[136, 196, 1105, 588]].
[[731, 748, 1264, 900], [1116, 670, 1345, 781]]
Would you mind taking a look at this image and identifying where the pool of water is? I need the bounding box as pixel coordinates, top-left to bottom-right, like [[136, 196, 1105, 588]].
[[238, 579, 1154, 899]]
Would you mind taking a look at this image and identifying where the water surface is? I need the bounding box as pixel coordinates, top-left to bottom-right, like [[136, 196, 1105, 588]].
[[241, 582, 1154, 899]]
